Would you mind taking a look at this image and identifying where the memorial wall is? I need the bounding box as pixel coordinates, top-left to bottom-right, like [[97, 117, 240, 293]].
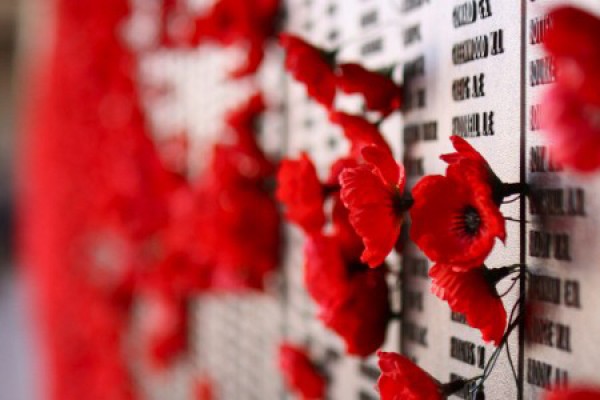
[[19, 0, 600, 399]]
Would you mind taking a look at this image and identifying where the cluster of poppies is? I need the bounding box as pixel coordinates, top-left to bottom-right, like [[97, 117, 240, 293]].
[[276, 31, 522, 396], [22, 0, 285, 399], [542, 6, 600, 173], [22, 0, 600, 399], [157, 0, 281, 78], [275, 33, 407, 361], [277, 6, 600, 396]]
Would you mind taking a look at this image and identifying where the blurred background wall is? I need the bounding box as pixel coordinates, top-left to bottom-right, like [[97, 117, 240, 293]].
[[0, 1, 39, 399]]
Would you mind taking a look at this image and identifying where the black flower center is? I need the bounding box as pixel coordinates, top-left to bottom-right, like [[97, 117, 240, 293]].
[[392, 190, 414, 215], [462, 206, 481, 236]]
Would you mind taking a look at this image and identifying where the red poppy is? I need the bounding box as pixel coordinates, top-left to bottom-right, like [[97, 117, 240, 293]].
[[543, 79, 600, 172], [540, 6, 600, 172], [336, 63, 402, 117], [377, 351, 442, 400], [143, 294, 189, 369], [276, 154, 326, 233], [303, 234, 349, 307], [279, 343, 326, 400], [545, 7, 600, 107], [194, 375, 215, 400], [329, 111, 391, 161], [441, 135, 500, 189], [225, 93, 266, 135], [410, 157, 506, 270], [186, 0, 280, 76], [331, 193, 364, 263], [303, 233, 390, 356], [545, 387, 600, 400], [430, 264, 507, 345], [207, 183, 280, 291], [326, 157, 364, 262], [320, 263, 390, 357], [279, 33, 337, 107], [339, 145, 408, 267]]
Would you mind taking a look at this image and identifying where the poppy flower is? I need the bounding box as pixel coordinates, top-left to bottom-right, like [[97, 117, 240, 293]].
[[336, 63, 402, 117], [320, 263, 391, 357], [339, 145, 409, 267], [303, 233, 390, 356], [540, 6, 600, 172], [543, 85, 600, 172], [329, 111, 392, 161], [194, 375, 215, 400], [376, 351, 443, 400], [279, 33, 337, 108], [326, 158, 364, 262], [429, 264, 508, 345], [440, 136, 503, 194], [545, 7, 600, 107], [276, 154, 326, 233], [331, 193, 364, 263], [303, 234, 349, 307], [545, 386, 600, 400], [279, 343, 326, 400], [410, 156, 506, 270], [143, 294, 189, 369], [225, 93, 266, 137]]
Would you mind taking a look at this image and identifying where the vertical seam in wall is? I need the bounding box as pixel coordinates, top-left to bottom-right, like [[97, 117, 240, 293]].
[[518, 0, 527, 399]]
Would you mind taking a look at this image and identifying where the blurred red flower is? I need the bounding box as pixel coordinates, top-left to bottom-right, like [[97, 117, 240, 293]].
[[410, 153, 505, 270], [430, 264, 507, 345], [336, 63, 402, 117], [279, 343, 326, 400], [304, 234, 390, 357], [542, 6, 600, 172], [329, 111, 392, 161], [276, 153, 326, 233], [545, 7, 600, 107], [279, 33, 337, 107], [194, 375, 215, 400], [143, 294, 189, 369], [377, 351, 442, 400], [545, 387, 600, 400], [543, 83, 600, 172], [303, 234, 349, 307], [189, 0, 281, 77], [319, 263, 390, 357], [339, 145, 408, 267]]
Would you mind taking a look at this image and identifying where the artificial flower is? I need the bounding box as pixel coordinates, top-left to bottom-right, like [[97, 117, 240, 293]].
[[143, 294, 189, 369], [326, 158, 364, 262], [190, 0, 281, 77], [276, 153, 326, 233], [303, 233, 390, 356], [336, 63, 402, 117], [339, 145, 408, 267], [377, 351, 442, 400], [280, 33, 337, 107], [544, 6, 600, 107], [303, 234, 349, 307], [194, 375, 215, 400], [279, 343, 326, 400], [430, 264, 508, 345], [329, 111, 391, 161], [541, 6, 600, 172], [543, 80, 600, 172], [545, 386, 600, 400], [410, 146, 506, 269], [225, 93, 266, 139], [320, 263, 390, 357]]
